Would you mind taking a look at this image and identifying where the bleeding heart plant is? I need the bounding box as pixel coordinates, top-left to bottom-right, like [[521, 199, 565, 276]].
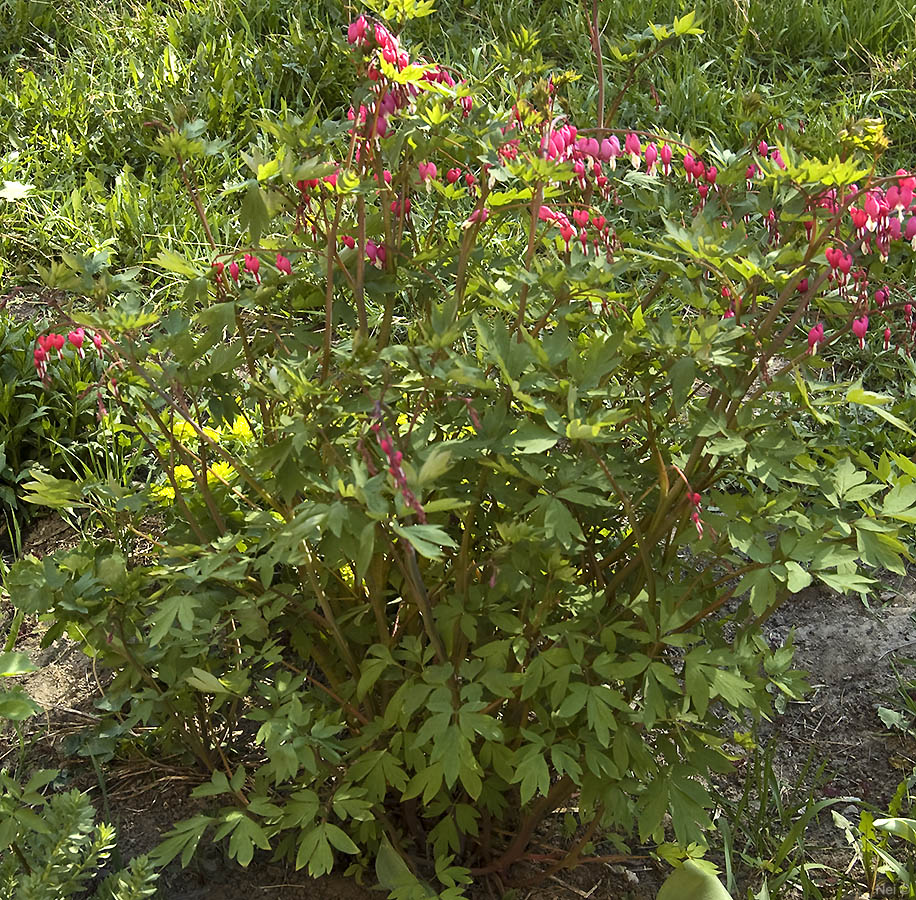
[[12, 3, 916, 897]]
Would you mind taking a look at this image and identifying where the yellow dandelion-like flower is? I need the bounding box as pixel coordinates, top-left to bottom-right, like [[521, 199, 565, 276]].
[[170, 422, 220, 444]]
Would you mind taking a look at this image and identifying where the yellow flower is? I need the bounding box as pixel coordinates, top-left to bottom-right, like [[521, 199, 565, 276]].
[[338, 564, 355, 588], [207, 461, 236, 485], [228, 416, 254, 443], [170, 422, 221, 444], [171, 421, 197, 442], [150, 484, 175, 505], [173, 465, 194, 489]]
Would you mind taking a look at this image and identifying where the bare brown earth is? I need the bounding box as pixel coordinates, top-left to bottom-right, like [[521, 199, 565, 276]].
[[3, 517, 915, 898], [766, 581, 916, 807]]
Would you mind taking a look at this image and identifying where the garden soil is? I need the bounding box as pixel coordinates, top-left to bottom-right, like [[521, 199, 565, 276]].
[[4, 520, 916, 898]]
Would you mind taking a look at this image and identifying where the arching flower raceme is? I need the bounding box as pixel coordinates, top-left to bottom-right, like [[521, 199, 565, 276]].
[[370, 416, 425, 522]]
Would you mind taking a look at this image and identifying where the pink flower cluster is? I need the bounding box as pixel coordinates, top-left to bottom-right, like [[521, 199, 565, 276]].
[[538, 126, 675, 200], [843, 176, 916, 261], [808, 259, 916, 355], [213, 253, 293, 289], [34, 328, 102, 379], [345, 16, 470, 145], [329, 21, 916, 365], [370, 415, 425, 522], [538, 205, 613, 256]]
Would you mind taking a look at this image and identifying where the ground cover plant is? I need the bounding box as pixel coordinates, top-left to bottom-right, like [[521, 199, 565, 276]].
[[4, 1, 916, 898], [0, 769, 159, 900]]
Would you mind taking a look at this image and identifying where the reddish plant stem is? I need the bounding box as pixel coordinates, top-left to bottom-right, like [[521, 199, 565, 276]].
[[582, 0, 605, 129], [355, 196, 368, 339], [469, 776, 576, 876]]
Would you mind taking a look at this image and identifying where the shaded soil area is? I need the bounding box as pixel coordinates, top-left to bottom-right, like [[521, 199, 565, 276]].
[[3, 520, 915, 898], [765, 581, 916, 807]]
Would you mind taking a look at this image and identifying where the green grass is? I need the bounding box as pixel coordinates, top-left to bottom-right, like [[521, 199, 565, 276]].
[[420, 0, 916, 151], [0, 0, 352, 276], [1, 0, 915, 283]]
